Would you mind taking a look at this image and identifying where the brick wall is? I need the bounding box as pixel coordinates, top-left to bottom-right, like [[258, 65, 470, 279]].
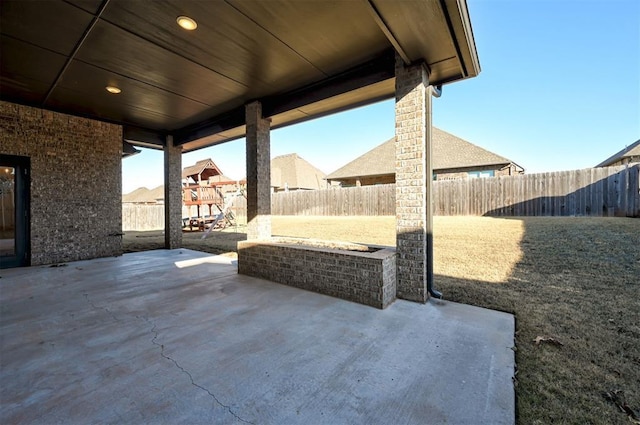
[[245, 102, 271, 239], [238, 240, 397, 309], [334, 174, 396, 187], [332, 166, 523, 186], [0, 101, 122, 265], [394, 56, 431, 303], [164, 136, 182, 249]]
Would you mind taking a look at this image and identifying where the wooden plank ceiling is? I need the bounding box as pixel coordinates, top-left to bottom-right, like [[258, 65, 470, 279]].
[[0, 0, 480, 151]]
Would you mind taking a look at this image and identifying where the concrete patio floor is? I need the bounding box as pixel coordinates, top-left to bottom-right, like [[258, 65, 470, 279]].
[[1, 249, 515, 424]]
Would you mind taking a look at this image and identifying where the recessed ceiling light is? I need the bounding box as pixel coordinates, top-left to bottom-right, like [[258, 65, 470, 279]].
[[106, 86, 121, 94], [176, 15, 197, 31]]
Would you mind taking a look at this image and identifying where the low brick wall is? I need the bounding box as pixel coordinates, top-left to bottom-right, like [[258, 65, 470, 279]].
[[238, 240, 396, 309]]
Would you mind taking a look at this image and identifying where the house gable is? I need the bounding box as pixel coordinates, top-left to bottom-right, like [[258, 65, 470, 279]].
[[326, 128, 523, 185], [596, 139, 640, 167], [271, 153, 326, 191]]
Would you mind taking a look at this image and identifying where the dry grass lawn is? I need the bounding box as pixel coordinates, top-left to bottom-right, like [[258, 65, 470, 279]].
[[124, 216, 640, 424], [272, 216, 525, 283]]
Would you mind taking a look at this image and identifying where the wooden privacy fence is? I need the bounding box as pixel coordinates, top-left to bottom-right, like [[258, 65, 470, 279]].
[[1, 191, 14, 230], [271, 184, 395, 216], [122, 166, 639, 230], [270, 165, 640, 217], [123, 198, 248, 231], [122, 203, 164, 231], [433, 165, 639, 217]]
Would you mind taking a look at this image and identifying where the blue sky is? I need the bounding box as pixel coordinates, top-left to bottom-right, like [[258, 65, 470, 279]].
[[123, 0, 639, 194]]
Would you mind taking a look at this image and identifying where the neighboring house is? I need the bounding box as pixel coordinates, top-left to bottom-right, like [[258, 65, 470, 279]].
[[326, 128, 524, 186], [595, 139, 640, 167], [122, 186, 165, 204], [271, 153, 327, 192]]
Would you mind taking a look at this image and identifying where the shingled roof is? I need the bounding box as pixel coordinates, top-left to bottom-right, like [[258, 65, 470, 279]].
[[271, 153, 326, 190], [327, 128, 518, 180], [122, 185, 164, 203], [595, 139, 640, 167], [182, 158, 223, 182]]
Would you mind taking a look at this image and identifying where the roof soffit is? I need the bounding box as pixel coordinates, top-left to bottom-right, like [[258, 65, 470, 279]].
[[0, 0, 480, 150]]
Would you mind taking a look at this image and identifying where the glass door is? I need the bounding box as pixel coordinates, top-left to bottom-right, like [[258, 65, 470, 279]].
[[0, 155, 30, 268]]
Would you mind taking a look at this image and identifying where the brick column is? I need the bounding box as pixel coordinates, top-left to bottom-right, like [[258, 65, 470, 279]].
[[395, 54, 433, 303], [164, 135, 182, 249], [246, 101, 271, 239]]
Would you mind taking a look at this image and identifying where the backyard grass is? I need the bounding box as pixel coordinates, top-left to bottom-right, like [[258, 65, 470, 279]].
[[123, 216, 640, 424]]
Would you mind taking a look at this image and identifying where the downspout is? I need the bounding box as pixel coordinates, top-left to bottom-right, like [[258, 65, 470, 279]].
[[428, 84, 443, 299]]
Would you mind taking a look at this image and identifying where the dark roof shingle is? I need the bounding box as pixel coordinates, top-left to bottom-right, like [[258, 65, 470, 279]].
[[271, 153, 326, 190], [327, 127, 517, 180], [122, 185, 164, 203]]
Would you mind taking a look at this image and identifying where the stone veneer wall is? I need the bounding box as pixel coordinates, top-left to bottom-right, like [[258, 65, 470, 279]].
[[238, 240, 397, 309], [0, 101, 122, 265]]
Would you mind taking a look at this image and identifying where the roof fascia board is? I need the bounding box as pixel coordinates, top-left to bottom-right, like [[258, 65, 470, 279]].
[[441, 0, 481, 79], [595, 139, 640, 167], [456, 0, 481, 76]]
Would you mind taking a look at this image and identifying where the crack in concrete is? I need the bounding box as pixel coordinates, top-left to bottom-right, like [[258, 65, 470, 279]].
[[80, 292, 253, 423], [82, 293, 120, 322], [141, 316, 254, 425]]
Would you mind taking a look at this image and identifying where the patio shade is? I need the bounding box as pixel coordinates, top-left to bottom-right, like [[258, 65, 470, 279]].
[[0, 0, 480, 151]]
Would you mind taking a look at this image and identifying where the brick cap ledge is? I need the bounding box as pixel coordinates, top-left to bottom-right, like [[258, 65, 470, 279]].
[[238, 238, 396, 259]]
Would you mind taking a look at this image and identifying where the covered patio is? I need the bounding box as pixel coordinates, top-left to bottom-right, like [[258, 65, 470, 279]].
[[1, 0, 481, 304], [1, 249, 514, 424], [0, 1, 517, 423]]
